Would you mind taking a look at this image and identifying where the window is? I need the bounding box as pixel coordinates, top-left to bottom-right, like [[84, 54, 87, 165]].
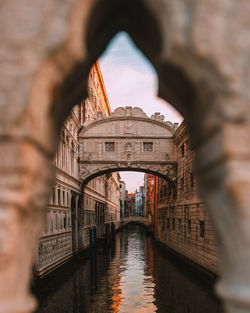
[[188, 219, 191, 234], [190, 173, 194, 188], [62, 190, 65, 206], [58, 189, 61, 206], [167, 218, 170, 229], [52, 188, 55, 205], [63, 214, 67, 229], [143, 142, 153, 152], [180, 178, 184, 190], [105, 142, 115, 152], [178, 218, 182, 231], [162, 218, 165, 231], [181, 143, 185, 157], [172, 218, 175, 231], [199, 221, 205, 238]]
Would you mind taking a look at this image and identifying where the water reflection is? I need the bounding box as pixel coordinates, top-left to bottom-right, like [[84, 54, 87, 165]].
[[34, 225, 222, 313]]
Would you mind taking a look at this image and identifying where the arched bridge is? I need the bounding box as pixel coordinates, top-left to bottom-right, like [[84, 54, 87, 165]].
[[121, 216, 151, 227], [78, 106, 178, 184]]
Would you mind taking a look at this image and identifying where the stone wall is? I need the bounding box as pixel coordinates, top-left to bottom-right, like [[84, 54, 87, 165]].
[[34, 62, 120, 277], [155, 122, 220, 275]]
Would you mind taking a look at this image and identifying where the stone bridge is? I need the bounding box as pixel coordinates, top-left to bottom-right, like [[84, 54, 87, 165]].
[[121, 216, 151, 228], [79, 106, 178, 186]]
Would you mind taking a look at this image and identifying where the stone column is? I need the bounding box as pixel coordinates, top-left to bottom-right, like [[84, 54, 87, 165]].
[[196, 123, 250, 313], [0, 141, 54, 313], [64, 190, 67, 207]]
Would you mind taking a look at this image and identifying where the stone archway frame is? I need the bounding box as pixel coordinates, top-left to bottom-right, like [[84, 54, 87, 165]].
[[0, 1, 250, 313]]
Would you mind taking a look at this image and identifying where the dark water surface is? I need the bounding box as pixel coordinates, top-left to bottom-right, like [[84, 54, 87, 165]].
[[34, 225, 223, 313]]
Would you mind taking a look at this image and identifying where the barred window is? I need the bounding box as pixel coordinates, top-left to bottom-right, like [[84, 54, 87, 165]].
[[105, 142, 115, 152], [143, 142, 153, 152]]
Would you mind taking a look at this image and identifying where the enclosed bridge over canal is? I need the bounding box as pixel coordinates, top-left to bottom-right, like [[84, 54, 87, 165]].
[[65, 106, 179, 256], [78, 106, 178, 185]]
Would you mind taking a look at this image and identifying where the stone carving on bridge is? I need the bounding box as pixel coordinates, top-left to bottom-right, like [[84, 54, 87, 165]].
[[111, 106, 148, 118], [125, 142, 132, 153], [78, 107, 178, 184]]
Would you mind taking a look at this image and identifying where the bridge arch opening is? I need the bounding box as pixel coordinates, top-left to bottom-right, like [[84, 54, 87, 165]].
[[82, 167, 177, 196]]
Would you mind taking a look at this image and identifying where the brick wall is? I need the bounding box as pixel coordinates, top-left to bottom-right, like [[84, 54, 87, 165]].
[[155, 122, 220, 275]]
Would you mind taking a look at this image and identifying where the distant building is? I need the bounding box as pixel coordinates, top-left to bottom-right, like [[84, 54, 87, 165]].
[[145, 174, 156, 222], [135, 186, 145, 216], [124, 190, 129, 217], [119, 181, 127, 218], [127, 193, 136, 216]]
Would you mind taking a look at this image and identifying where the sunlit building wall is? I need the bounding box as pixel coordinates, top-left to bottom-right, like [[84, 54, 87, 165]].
[[34, 62, 120, 277]]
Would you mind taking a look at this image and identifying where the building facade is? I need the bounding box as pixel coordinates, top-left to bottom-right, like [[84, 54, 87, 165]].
[[34, 62, 120, 277], [127, 193, 136, 216], [154, 122, 219, 275], [119, 181, 128, 219], [135, 186, 145, 216], [145, 174, 156, 224]]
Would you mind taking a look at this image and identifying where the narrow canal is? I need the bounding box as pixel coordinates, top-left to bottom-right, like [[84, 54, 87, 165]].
[[33, 225, 222, 313]]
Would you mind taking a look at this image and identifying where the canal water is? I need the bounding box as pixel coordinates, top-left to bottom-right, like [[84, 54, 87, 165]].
[[33, 225, 223, 313]]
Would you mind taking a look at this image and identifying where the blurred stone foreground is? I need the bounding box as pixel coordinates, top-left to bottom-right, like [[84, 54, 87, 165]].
[[0, 1, 250, 313]]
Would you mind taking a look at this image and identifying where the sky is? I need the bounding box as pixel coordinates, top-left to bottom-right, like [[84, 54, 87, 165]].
[[99, 32, 183, 193]]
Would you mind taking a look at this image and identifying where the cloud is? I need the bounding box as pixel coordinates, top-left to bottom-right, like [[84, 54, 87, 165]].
[[100, 59, 182, 123]]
